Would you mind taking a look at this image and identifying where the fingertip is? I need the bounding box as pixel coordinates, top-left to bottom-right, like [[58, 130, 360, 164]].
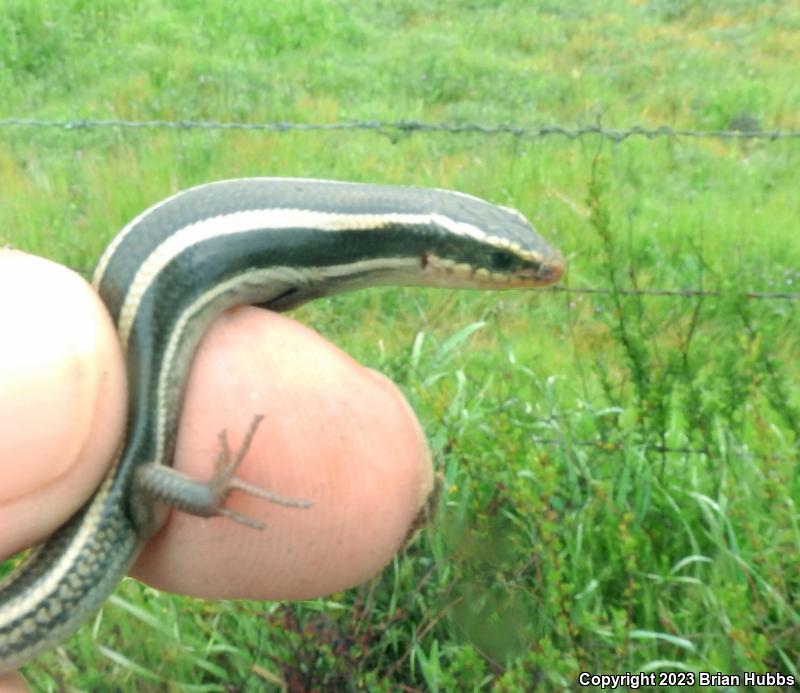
[[0, 251, 126, 555], [364, 366, 435, 510], [0, 671, 29, 692], [134, 307, 434, 599]]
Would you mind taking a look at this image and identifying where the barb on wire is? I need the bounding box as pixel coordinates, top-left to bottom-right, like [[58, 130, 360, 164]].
[[1, 117, 799, 141]]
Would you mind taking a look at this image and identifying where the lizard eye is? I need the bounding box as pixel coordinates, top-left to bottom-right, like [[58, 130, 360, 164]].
[[489, 250, 515, 272]]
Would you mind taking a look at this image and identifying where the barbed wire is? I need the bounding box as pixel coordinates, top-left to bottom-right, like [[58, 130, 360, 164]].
[[8, 116, 799, 302], [2, 117, 800, 141], [548, 285, 800, 301], [4, 116, 793, 460]]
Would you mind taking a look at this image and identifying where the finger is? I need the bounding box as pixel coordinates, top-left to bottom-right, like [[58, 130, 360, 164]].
[[0, 671, 29, 691], [131, 306, 434, 600], [0, 251, 125, 558]]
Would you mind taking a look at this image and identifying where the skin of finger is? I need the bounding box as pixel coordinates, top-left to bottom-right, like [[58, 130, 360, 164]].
[[132, 306, 434, 600], [0, 672, 28, 692], [0, 251, 126, 557]]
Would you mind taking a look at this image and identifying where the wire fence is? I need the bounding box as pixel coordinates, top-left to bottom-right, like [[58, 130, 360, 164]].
[[548, 285, 799, 301], [2, 117, 800, 141], [5, 115, 797, 457], [7, 116, 800, 305]]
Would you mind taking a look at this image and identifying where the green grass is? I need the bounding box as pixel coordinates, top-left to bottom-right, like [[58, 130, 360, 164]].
[[1, 0, 799, 690]]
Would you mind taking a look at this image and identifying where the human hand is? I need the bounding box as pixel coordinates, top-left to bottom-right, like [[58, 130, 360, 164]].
[[0, 250, 434, 688]]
